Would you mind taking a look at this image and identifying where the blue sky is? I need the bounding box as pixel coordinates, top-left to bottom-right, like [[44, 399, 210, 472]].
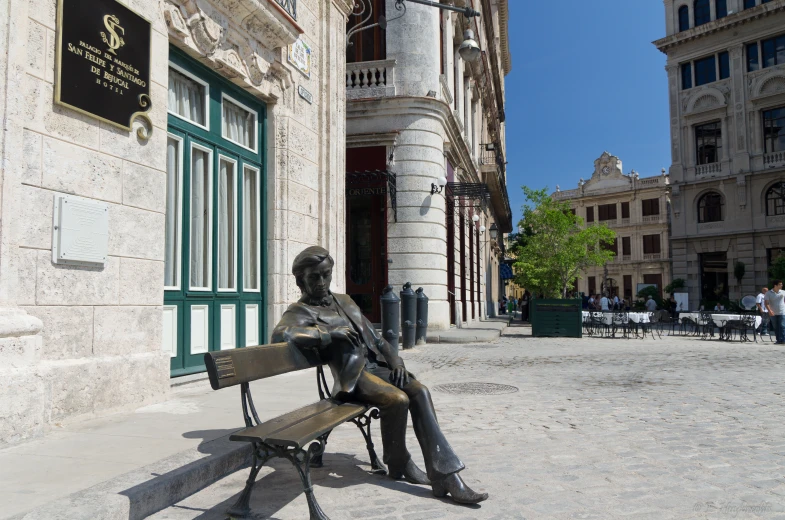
[[504, 0, 670, 227]]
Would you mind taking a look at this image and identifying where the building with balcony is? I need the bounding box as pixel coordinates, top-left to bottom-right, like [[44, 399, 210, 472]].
[[344, 0, 513, 328], [553, 152, 672, 302], [0, 0, 354, 445], [655, 0, 785, 308]]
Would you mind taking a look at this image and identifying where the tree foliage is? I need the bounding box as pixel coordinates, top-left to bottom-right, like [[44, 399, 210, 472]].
[[511, 187, 616, 298], [770, 255, 785, 283]]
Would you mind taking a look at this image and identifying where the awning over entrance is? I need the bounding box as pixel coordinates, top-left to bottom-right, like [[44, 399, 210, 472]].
[[500, 263, 514, 280], [346, 170, 397, 222]]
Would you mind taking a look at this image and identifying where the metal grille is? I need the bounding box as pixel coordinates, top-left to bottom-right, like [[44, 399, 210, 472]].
[[346, 170, 397, 222], [433, 382, 519, 395], [274, 0, 297, 20]]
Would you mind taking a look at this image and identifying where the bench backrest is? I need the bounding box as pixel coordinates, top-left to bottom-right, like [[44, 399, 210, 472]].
[[204, 343, 322, 390]]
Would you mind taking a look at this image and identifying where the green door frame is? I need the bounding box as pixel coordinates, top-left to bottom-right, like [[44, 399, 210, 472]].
[[166, 46, 268, 377]]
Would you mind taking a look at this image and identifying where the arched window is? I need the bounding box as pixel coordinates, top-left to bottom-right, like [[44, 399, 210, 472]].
[[694, 0, 711, 26], [766, 182, 785, 216], [716, 0, 727, 18], [698, 192, 724, 223], [678, 5, 690, 31]]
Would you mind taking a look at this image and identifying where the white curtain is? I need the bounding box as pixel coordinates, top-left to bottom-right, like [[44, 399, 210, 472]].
[[168, 68, 205, 125], [190, 150, 208, 288], [243, 169, 258, 290], [218, 160, 234, 289], [164, 138, 179, 287], [223, 101, 254, 148]]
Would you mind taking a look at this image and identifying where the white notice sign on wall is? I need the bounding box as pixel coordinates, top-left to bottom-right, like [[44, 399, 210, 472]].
[[287, 38, 311, 77]]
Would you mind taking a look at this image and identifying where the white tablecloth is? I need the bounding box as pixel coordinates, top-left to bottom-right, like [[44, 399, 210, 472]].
[[582, 311, 650, 325], [679, 312, 761, 328]]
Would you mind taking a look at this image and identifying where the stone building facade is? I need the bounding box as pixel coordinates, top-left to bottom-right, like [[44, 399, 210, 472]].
[[0, 0, 353, 445], [554, 152, 672, 302], [344, 0, 513, 329], [655, 0, 785, 308]]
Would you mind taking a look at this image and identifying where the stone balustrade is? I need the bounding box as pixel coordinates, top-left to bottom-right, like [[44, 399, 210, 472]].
[[696, 162, 722, 176], [346, 59, 396, 100], [764, 151, 785, 168], [643, 253, 661, 261]]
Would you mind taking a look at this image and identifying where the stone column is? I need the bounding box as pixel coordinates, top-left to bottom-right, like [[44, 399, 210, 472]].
[[454, 50, 464, 118]]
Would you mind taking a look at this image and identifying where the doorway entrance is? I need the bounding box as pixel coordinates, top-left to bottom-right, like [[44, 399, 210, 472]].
[[700, 252, 729, 303], [164, 48, 266, 377], [346, 188, 387, 323]]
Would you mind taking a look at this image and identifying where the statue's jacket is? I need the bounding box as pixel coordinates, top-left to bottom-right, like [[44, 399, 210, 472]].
[[271, 293, 404, 398]]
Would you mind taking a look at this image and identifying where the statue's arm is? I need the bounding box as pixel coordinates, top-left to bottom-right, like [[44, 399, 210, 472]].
[[271, 308, 332, 351]]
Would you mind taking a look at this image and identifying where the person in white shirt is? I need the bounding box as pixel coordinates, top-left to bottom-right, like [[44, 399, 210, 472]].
[[588, 295, 595, 309], [600, 294, 610, 311], [714, 303, 725, 311], [765, 280, 785, 344], [645, 296, 657, 312], [613, 295, 620, 310], [756, 287, 769, 336]]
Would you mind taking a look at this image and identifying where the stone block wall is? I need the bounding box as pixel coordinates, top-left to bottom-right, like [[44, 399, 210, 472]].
[[0, 0, 352, 446]]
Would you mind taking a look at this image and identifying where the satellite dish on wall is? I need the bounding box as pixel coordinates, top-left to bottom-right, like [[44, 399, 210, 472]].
[[740, 295, 757, 310]]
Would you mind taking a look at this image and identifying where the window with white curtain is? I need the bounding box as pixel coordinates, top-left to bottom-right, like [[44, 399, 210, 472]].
[[218, 157, 237, 291], [243, 165, 260, 291], [168, 66, 208, 127], [222, 95, 257, 151], [164, 136, 182, 288], [190, 145, 212, 290]]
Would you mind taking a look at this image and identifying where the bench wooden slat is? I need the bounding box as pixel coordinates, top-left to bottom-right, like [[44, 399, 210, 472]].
[[204, 343, 322, 390], [229, 400, 337, 443], [232, 401, 368, 449]]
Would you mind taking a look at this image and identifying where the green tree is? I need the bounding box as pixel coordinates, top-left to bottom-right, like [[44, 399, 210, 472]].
[[770, 256, 785, 283], [511, 187, 616, 298]]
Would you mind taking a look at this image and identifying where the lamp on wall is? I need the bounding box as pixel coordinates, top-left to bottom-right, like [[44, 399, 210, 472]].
[[430, 176, 447, 195], [480, 225, 486, 234], [472, 214, 480, 223], [489, 223, 498, 240], [458, 30, 481, 62]]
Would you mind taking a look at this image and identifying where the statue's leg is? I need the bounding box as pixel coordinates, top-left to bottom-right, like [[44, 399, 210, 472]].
[[401, 380, 465, 482], [352, 370, 412, 471]]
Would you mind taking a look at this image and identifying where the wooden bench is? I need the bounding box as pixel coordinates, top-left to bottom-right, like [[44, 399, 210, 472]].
[[204, 343, 384, 520]]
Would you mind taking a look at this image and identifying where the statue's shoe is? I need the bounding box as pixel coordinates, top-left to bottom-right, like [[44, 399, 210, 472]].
[[388, 459, 430, 485], [432, 473, 488, 504]]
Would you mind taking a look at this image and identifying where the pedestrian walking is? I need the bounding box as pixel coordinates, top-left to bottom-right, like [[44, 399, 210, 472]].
[[521, 290, 530, 322], [600, 293, 610, 311], [765, 280, 785, 344], [645, 295, 657, 312], [756, 286, 770, 337]]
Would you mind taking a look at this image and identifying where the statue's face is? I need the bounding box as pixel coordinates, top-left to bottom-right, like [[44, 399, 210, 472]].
[[301, 258, 333, 299]]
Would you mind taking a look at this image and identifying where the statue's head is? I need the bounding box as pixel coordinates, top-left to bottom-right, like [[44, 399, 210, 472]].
[[292, 246, 334, 299]]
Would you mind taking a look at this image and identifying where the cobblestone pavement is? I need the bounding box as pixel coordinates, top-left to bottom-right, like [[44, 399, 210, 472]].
[[152, 326, 785, 519]]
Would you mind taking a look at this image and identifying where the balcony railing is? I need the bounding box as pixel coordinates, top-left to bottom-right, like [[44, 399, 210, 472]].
[[764, 151, 785, 168], [643, 253, 661, 261], [620, 218, 630, 226], [346, 59, 395, 99], [273, 0, 296, 20], [621, 255, 631, 262], [642, 215, 661, 223], [696, 162, 721, 176]]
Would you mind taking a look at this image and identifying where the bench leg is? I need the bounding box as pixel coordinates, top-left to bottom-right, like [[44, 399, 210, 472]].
[[291, 439, 330, 520], [351, 409, 387, 475], [227, 445, 271, 519], [309, 430, 331, 468]]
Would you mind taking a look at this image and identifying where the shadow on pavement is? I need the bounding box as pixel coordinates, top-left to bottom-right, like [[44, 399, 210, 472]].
[[174, 452, 450, 519]]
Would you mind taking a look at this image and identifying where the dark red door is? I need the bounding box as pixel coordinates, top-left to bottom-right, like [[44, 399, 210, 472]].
[[459, 213, 467, 323], [446, 193, 456, 325], [469, 217, 475, 320], [346, 192, 387, 323]]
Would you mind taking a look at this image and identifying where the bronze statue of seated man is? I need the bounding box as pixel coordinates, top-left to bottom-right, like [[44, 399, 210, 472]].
[[271, 246, 488, 504]]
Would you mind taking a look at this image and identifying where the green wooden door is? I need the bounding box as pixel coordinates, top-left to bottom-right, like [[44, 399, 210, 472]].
[[163, 47, 267, 377]]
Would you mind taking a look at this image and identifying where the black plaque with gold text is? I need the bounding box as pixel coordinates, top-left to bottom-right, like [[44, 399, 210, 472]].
[[56, 0, 152, 136]]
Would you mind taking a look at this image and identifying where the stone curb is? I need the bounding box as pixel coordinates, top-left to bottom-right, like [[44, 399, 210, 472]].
[[8, 434, 251, 520]]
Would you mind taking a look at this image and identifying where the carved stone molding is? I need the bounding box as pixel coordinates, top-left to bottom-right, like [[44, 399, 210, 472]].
[[162, 0, 297, 102], [749, 68, 785, 100], [736, 175, 746, 210], [683, 86, 727, 115]]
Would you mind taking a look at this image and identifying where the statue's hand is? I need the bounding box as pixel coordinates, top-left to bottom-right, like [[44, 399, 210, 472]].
[[330, 326, 362, 350], [390, 366, 409, 389]]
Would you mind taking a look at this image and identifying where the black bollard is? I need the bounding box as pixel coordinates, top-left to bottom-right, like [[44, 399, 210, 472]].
[[400, 282, 417, 350], [380, 285, 400, 356], [415, 287, 429, 346]]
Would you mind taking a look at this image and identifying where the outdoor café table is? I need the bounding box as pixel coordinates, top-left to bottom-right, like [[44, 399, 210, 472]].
[[582, 311, 613, 326], [626, 312, 650, 324], [711, 313, 762, 341]]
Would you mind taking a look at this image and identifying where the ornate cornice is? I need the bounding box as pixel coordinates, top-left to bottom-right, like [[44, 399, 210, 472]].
[[162, 0, 298, 102], [654, 1, 785, 54]]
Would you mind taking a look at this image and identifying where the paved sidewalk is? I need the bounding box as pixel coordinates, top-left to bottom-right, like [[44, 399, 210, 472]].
[[1, 322, 509, 519], [6, 324, 785, 519]]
